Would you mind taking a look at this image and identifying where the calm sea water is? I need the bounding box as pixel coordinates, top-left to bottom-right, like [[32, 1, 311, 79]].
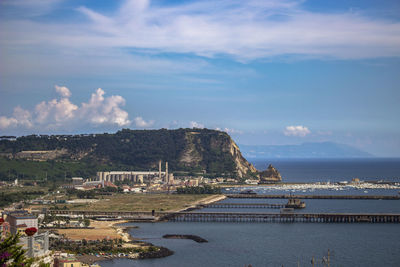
[[99, 159, 400, 267], [101, 222, 400, 267], [251, 158, 400, 183]]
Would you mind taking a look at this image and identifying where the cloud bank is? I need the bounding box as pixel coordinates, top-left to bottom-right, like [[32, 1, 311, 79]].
[[284, 125, 311, 137], [0, 85, 152, 132], [134, 117, 154, 128], [2, 0, 400, 62]]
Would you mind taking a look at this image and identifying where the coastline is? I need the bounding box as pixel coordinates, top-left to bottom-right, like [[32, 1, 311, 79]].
[[62, 194, 225, 265]]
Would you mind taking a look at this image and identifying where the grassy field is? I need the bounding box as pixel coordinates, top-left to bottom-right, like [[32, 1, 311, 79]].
[[35, 194, 216, 212], [74, 194, 213, 212]]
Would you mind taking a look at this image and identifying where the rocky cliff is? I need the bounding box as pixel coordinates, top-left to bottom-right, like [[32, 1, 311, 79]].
[[259, 164, 282, 183], [0, 128, 257, 178]]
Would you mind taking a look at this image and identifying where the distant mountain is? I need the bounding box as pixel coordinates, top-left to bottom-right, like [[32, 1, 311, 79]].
[[239, 142, 374, 159]]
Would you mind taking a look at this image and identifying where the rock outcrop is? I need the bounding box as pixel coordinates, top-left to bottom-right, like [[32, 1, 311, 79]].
[[259, 164, 282, 183]]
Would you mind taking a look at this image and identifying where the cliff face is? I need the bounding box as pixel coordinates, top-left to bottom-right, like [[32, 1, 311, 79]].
[[0, 128, 256, 178], [177, 131, 257, 177], [226, 140, 257, 178]]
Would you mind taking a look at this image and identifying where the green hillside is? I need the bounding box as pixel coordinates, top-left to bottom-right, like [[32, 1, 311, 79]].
[[0, 128, 256, 180]]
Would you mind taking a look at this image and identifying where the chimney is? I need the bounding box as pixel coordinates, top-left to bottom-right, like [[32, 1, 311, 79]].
[[165, 162, 168, 183], [159, 160, 162, 180]]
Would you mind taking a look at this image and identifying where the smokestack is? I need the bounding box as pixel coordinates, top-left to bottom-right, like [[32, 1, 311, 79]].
[[159, 160, 162, 180], [166, 162, 168, 183]]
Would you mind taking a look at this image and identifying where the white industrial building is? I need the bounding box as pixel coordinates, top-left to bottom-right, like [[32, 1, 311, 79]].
[[97, 161, 174, 184]]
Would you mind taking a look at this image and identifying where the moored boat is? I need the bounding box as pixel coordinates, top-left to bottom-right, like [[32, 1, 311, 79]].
[[285, 198, 306, 209]]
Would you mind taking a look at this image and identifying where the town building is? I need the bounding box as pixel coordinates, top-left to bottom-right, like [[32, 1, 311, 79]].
[[4, 210, 38, 235], [54, 256, 82, 267], [0, 220, 11, 236]]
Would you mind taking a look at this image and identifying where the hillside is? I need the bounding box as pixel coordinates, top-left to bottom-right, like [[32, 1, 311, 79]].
[[240, 142, 374, 159], [0, 129, 256, 180]]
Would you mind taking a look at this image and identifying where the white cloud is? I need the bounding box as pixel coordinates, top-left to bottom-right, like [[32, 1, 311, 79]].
[[216, 127, 243, 134], [190, 121, 204, 129], [55, 85, 71, 98], [0, 106, 32, 129], [0, 85, 141, 131], [134, 117, 154, 128], [284, 125, 311, 137], [35, 96, 78, 125], [1, 0, 400, 63], [80, 88, 131, 127]]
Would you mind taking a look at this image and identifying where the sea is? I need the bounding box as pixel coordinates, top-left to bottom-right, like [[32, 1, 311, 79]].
[[99, 158, 400, 267]]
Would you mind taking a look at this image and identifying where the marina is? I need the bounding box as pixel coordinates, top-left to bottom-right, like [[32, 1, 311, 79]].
[[226, 194, 400, 199]]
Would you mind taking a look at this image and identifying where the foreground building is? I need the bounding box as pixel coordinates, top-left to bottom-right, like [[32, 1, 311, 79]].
[[4, 210, 38, 235]]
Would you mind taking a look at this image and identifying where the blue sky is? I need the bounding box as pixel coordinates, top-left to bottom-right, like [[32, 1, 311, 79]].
[[1, 0, 400, 156]]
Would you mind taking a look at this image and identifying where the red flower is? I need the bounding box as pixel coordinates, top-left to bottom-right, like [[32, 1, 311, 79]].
[[0, 218, 4, 225], [25, 227, 37, 236]]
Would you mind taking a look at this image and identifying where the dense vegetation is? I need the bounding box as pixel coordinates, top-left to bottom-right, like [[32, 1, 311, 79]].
[[0, 128, 244, 180], [0, 189, 47, 208], [65, 187, 122, 199], [176, 185, 221, 194], [0, 233, 34, 266]]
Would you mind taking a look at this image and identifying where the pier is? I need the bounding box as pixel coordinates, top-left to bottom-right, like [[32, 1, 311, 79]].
[[47, 210, 400, 223], [226, 194, 400, 200], [167, 212, 400, 223]]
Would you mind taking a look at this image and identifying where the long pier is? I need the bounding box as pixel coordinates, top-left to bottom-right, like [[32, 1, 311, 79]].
[[203, 203, 284, 209], [226, 194, 400, 200], [48, 210, 400, 223]]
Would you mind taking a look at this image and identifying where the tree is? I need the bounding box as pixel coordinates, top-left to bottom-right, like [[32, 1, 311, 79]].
[[83, 218, 90, 227], [0, 232, 34, 266]]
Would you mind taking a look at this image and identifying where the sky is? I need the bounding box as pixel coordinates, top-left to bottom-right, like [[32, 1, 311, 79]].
[[1, 0, 400, 157]]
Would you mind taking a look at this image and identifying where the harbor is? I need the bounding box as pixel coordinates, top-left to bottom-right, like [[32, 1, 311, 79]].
[[226, 194, 400, 199]]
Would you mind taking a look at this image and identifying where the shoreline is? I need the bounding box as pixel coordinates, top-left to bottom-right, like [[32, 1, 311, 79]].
[[73, 196, 224, 265]]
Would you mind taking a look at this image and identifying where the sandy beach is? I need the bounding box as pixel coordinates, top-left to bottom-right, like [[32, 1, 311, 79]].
[[56, 219, 131, 241]]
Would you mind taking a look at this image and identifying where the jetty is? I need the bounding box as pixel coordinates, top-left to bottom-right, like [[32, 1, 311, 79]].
[[166, 212, 400, 223], [203, 199, 305, 209], [48, 210, 400, 223]]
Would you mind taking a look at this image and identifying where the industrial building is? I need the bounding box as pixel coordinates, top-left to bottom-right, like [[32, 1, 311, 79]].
[[97, 161, 174, 184]]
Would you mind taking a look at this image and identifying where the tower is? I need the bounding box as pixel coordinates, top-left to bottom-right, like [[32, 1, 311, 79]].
[[165, 162, 168, 183], [159, 160, 162, 180]]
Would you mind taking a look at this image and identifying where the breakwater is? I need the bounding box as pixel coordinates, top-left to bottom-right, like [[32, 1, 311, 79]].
[[163, 234, 208, 243], [226, 194, 400, 200]]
